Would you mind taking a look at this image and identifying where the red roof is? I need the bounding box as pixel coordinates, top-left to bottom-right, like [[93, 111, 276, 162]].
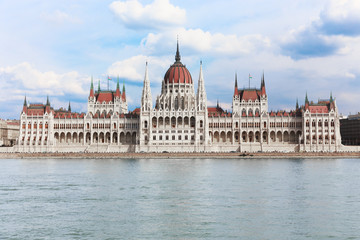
[[132, 108, 140, 115], [309, 105, 329, 113], [97, 92, 113, 103], [164, 62, 192, 84], [207, 106, 225, 117], [240, 90, 260, 101]]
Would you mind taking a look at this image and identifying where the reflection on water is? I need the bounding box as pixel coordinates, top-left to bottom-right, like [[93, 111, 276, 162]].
[[1, 158, 360, 239]]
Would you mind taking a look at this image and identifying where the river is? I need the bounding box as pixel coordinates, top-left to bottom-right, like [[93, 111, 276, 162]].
[[1, 158, 360, 239]]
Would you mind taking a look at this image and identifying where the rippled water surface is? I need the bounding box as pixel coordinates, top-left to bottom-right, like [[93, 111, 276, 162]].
[[1, 158, 360, 239]]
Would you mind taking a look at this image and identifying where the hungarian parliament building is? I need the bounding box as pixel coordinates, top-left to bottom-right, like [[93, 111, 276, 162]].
[[16, 43, 343, 153]]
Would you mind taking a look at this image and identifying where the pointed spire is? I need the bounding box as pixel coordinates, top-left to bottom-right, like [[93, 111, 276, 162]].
[[46, 95, 50, 106], [234, 73, 238, 96], [330, 91, 333, 103], [296, 98, 299, 109], [175, 37, 181, 62], [260, 71, 266, 97], [23, 95, 27, 106], [217, 99, 219, 108], [197, 60, 207, 111], [122, 79, 126, 101], [98, 79, 100, 92], [141, 61, 152, 111], [115, 76, 121, 98], [90, 76, 95, 98], [305, 92, 309, 104], [68, 101, 71, 112]]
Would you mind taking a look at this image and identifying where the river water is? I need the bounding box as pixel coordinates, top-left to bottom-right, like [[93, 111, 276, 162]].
[[1, 158, 360, 239]]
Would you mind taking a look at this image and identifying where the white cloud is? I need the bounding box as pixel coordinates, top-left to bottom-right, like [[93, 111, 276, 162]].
[[0, 62, 92, 117], [109, 0, 186, 29], [141, 28, 271, 56], [321, 0, 360, 22], [0, 62, 88, 97], [107, 55, 171, 83]]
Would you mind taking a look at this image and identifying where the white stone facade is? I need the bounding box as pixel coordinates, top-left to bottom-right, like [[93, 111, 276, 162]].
[[15, 45, 344, 153]]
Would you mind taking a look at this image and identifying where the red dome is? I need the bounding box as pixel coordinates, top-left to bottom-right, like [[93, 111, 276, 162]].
[[164, 62, 192, 84], [163, 41, 193, 84]]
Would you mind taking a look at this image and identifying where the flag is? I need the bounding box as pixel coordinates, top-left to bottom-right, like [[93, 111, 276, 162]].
[[108, 76, 112, 80], [249, 74, 252, 79]]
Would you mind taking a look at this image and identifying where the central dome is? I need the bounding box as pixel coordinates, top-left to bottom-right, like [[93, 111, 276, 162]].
[[163, 42, 193, 84]]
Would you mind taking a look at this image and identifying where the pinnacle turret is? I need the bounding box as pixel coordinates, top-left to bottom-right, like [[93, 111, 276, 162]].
[[175, 38, 181, 62], [23, 95, 27, 106], [234, 73, 238, 96], [330, 91, 333, 103], [141, 62, 152, 111], [296, 98, 299, 109], [197, 61, 207, 111], [68, 101, 71, 112]]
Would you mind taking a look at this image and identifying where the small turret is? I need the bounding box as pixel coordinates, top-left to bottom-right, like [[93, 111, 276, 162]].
[[305, 92, 309, 110], [175, 38, 181, 62], [68, 101, 71, 112], [98, 79, 100, 92], [234, 73, 238, 96], [330, 91, 333, 103], [90, 76, 94, 98], [141, 62, 152, 112], [115, 76, 121, 98], [296, 98, 299, 110], [196, 60, 207, 111], [122, 80, 126, 101], [22, 95, 27, 113], [261, 71, 266, 97], [45, 95, 51, 113]]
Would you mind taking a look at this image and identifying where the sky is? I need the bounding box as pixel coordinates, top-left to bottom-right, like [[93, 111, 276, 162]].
[[1, 0, 360, 119]]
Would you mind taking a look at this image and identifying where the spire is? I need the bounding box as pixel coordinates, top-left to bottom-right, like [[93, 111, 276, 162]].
[[217, 99, 219, 108], [68, 101, 71, 112], [22, 95, 28, 113], [46, 95, 50, 106], [261, 71, 266, 96], [141, 62, 152, 111], [115, 76, 120, 98], [89, 76, 95, 98], [98, 79, 100, 92], [305, 92, 309, 104], [122, 79, 126, 101], [175, 37, 181, 62], [197, 60, 207, 111], [330, 91, 333, 103], [23, 95, 27, 106], [296, 98, 299, 109], [234, 73, 238, 96]]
